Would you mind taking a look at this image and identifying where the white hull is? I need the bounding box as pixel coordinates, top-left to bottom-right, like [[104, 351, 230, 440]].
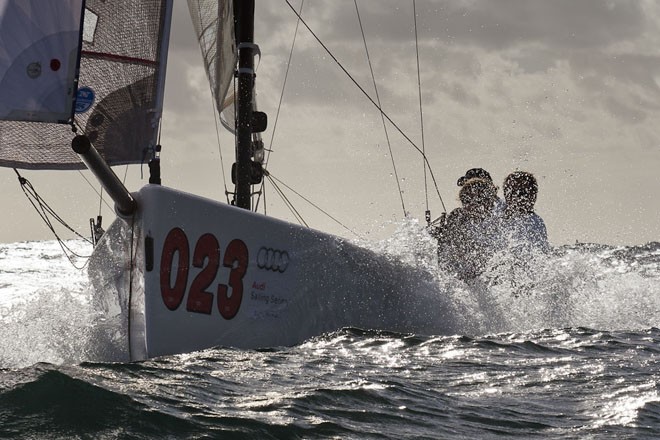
[[89, 185, 451, 360]]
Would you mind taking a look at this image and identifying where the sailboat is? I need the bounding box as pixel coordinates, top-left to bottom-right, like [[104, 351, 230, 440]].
[[0, 0, 450, 361]]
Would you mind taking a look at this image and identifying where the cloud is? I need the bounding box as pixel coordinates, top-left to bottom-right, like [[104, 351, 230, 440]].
[[10, 1, 658, 244]]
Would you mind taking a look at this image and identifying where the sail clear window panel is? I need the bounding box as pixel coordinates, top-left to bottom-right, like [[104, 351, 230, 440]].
[[83, 8, 98, 44], [0, 0, 171, 170]]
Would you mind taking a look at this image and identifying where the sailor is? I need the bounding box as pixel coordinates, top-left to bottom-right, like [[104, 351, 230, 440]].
[[437, 177, 501, 280], [501, 171, 549, 252], [457, 168, 505, 213], [457, 167, 492, 186], [428, 167, 504, 239]]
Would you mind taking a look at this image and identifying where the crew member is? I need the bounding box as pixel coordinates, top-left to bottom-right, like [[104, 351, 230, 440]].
[[437, 177, 501, 280], [501, 171, 549, 251]]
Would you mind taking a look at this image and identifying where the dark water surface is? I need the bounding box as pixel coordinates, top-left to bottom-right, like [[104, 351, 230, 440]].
[[1, 239, 659, 438], [1, 328, 659, 439]]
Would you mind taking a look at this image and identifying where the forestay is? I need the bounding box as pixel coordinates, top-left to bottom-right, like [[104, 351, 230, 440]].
[[0, 0, 172, 170]]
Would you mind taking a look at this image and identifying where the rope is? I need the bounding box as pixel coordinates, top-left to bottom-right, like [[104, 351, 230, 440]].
[[255, 0, 305, 214], [283, 0, 447, 213], [354, 0, 406, 217], [413, 0, 430, 217], [13, 169, 92, 269]]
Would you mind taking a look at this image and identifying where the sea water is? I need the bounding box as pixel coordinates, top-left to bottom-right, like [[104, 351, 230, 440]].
[[1, 224, 659, 439]]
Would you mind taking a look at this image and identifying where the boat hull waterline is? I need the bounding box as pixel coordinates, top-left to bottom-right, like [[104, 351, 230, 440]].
[[89, 185, 453, 360]]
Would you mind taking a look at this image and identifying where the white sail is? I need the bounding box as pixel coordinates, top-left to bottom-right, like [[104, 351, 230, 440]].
[[187, 0, 236, 123], [0, 0, 83, 123], [0, 0, 172, 170]]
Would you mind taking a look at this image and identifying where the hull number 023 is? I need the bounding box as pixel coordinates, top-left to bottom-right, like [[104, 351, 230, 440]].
[[160, 228, 248, 319]]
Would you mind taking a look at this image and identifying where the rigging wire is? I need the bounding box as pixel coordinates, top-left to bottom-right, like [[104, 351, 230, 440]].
[[412, 0, 431, 222], [71, 120, 114, 214], [76, 170, 114, 212], [267, 171, 363, 239], [354, 0, 406, 217], [254, 0, 305, 214], [262, 178, 267, 215], [283, 0, 447, 213], [98, 187, 104, 216], [13, 168, 92, 269], [265, 173, 308, 227], [212, 86, 231, 204], [250, 0, 365, 237]]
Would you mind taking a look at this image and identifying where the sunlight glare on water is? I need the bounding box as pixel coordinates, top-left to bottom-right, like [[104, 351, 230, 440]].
[[592, 382, 660, 428], [0, 240, 127, 367]]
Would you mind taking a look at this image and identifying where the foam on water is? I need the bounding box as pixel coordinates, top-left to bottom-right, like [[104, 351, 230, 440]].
[[0, 240, 128, 367], [360, 218, 660, 335], [1, 219, 659, 368]]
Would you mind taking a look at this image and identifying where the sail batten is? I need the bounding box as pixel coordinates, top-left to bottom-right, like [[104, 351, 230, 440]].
[[0, 0, 173, 170]]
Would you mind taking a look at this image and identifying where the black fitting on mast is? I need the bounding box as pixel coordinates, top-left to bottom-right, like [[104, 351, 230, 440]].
[[72, 135, 136, 217], [233, 0, 256, 210], [149, 144, 162, 185]]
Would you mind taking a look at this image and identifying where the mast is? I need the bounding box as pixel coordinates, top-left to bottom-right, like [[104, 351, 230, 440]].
[[233, 0, 256, 210]]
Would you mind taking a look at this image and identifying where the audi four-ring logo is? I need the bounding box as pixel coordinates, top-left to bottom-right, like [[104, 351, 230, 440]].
[[256, 247, 290, 273]]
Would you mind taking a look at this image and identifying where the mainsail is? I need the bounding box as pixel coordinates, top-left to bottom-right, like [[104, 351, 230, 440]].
[[187, 0, 236, 129], [0, 0, 172, 170]]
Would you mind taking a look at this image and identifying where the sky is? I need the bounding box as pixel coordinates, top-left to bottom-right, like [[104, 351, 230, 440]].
[[2, 0, 660, 246]]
